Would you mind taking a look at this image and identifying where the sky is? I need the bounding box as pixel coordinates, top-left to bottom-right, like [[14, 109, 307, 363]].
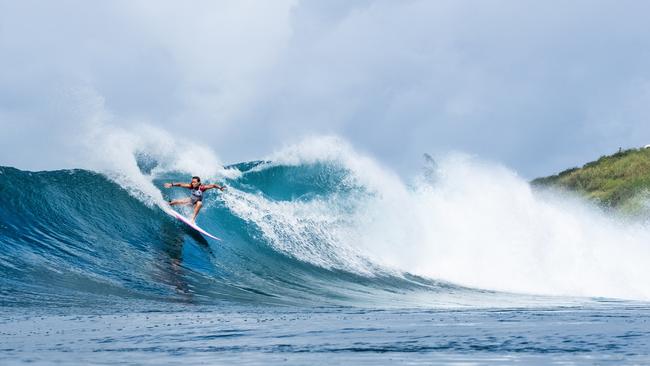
[[1, 0, 650, 178]]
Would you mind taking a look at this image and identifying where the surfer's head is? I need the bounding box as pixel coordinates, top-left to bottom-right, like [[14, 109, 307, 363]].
[[191, 176, 201, 187]]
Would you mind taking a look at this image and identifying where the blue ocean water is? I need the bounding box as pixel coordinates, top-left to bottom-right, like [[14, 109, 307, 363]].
[[2, 302, 649, 365], [1, 161, 649, 365]]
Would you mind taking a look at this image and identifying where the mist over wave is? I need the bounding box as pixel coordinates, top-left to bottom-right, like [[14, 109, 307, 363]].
[[232, 137, 650, 300], [2, 132, 649, 307]]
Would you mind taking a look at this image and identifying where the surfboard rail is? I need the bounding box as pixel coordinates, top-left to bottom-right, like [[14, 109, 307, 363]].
[[163, 207, 221, 241]]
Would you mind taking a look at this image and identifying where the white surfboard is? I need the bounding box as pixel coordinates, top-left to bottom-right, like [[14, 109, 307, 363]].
[[163, 207, 221, 241]]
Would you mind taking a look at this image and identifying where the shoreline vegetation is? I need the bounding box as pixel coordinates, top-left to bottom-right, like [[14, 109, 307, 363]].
[[531, 147, 650, 216]]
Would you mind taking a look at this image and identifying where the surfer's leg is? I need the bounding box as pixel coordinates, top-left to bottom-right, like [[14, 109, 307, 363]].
[[170, 198, 191, 206], [191, 201, 203, 223]]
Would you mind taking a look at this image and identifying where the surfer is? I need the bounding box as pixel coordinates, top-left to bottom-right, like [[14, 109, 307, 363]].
[[164, 176, 226, 223]]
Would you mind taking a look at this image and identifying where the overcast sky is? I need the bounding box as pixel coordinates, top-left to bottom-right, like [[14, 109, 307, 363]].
[[2, 0, 650, 178]]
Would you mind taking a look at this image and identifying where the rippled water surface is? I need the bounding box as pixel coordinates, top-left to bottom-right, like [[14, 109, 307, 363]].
[[2, 302, 649, 365]]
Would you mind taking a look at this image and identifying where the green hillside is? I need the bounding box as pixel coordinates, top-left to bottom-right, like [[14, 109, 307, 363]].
[[531, 147, 650, 214]]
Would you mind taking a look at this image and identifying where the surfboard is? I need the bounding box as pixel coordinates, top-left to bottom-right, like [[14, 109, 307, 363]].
[[163, 207, 221, 241]]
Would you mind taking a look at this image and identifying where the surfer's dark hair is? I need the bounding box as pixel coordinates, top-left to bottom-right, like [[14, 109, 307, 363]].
[[192, 176, 201, 182]]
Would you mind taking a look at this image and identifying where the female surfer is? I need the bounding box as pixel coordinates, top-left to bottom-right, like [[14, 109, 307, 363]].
[[164, 176, 226, 223]]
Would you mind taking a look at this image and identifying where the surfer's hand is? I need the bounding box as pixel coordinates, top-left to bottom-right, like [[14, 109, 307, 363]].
[[164, 183, 172, 188], [219, 185, 226, 191]]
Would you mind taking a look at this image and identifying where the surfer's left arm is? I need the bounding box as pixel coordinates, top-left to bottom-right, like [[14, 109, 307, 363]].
[[164, 182, 191, 188], [204, 184, 226, 191]]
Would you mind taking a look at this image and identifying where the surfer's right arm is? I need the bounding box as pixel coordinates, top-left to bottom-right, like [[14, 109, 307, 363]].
[[164, 182, 191, 188]]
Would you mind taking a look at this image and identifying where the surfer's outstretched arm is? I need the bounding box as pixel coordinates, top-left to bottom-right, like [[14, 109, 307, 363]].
[[203, 184, 226, 191], [164, 182, 192, 188]]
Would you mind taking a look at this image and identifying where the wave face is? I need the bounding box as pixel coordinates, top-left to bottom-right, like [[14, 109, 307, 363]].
[[2, 138, 650, 308], [0, 164, 462, 308]]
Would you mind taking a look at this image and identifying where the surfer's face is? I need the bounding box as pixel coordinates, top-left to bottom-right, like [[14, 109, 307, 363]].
[[191, 179, 200, 188]]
